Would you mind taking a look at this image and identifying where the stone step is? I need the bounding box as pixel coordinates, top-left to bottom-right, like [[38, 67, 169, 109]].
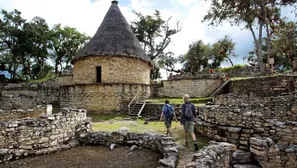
[[233, 164, 261, 168], [232, 150, 253, 164]]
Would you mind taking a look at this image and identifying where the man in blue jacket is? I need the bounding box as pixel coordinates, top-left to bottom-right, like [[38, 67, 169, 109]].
[[160, 100, 177, 137], [180, 94, 198, 151]]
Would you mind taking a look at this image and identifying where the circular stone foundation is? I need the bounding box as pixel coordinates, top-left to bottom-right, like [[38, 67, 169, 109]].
[[2, 146, 162, 168]]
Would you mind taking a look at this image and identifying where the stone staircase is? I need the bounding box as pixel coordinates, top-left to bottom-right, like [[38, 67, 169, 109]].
[[128, 101, 146, 118], [232, 150, 260, 168], [209, 79, 230, 97]]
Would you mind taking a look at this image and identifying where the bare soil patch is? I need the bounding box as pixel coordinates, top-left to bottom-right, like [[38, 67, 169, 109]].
[[2, 146, 162, 168]]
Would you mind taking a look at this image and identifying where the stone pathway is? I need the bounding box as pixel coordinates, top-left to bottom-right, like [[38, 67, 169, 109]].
[[177, 145, 195, 168]]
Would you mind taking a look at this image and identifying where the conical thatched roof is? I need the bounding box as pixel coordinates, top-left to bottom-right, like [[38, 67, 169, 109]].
[[73, 0, 152, 65]]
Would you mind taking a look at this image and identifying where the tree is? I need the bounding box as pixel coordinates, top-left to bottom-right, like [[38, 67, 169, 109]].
[[202, 0, 296, 72], [212, 35, 236, 66], [0, 9, 91, 80], [49, 24, 90, 75], [272, 21, 297, 64], [0, 10, 54, 80], [22, 16, 52, 79], [157, 52, 178, 78], [180, 40, 212, 74], [0, 9, 26, 79], [131, 10, 181, 79]]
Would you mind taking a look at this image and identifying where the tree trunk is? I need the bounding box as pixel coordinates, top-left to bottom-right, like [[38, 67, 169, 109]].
[[266, 23, 272, 73], [248, 24, 264, 72], [258, 22, 264, 72], [293, 57, 297, 72], [226, 57, 234, 66], [55, 60, 59, 75]]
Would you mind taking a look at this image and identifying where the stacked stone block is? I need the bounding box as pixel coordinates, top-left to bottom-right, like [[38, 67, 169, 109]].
[[185, 141, 237, 168], [250, 137, 297, 168], [0, 108, 91, 163], [60, 83, 150, 113], [0, 105, 46, 121], [228, 76, 296, 97], [73, 56, 151, 85], [154, 78, 222, 98], [198, 87, 297, 167], [1, 83, 60, 110]]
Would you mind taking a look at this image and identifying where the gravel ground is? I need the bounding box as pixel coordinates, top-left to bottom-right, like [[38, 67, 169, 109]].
[[2, 146, 162, 168]]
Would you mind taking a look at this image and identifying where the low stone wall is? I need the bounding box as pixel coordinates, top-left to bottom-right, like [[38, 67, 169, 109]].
[[79, 131, 178, 168], [228, 76, 296, 97], [198, 106, 297, 147], [0, 108, 91, 163], [60, 83, 150, 114], [185, 141, 238, 168], [151, 78, 222, 98], [0, 105, 47, 121]]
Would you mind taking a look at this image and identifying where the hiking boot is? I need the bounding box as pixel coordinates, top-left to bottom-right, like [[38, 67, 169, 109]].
[[194, 143, 199, 151], [185, 142, 188, 147]]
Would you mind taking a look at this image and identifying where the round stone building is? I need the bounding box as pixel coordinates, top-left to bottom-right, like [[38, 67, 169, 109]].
[[60, 0, 152, 113]]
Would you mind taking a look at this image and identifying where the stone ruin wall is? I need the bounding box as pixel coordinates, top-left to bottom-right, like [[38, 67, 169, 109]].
[[152, 78, 223, 98], [228, 75, 297, 97], [198, 90, 297, 168], [0, 73, 151, 114], [0, 108, 91, 163], [0, 105, 48, 121], [1, 82, 60, 110], [60, 83, 150, 114]]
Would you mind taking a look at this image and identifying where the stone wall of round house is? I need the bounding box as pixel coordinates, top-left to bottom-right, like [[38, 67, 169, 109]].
[[73, 56, 151, 85], [60, 83, 150, 113]]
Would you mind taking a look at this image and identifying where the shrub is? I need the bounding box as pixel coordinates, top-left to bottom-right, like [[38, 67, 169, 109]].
[[218, 65, 246, 72]]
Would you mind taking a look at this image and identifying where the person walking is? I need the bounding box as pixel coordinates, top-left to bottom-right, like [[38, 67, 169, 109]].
[[180, 94, 199, 151], [160, 100, 177, 137]]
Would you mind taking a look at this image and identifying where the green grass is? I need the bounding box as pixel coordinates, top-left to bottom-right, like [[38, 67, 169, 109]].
[[217, 65, 246, 72], [91, 115, 210, 148], [29, 73, 56, 83], [146, 97, 212, 106], [88, 114, 127, 122], [230, 76, 256, 81]]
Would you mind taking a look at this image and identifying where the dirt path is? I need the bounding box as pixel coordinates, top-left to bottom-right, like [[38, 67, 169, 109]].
[[176, 144, 196, 168], [2, 146, 162, 168]]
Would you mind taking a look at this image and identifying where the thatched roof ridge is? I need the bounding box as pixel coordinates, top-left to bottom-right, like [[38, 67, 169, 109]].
[[73, 0, 152, 65]]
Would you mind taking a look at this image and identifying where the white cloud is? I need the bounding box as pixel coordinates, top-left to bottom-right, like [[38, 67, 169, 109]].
[[175, 0, 198, 7]]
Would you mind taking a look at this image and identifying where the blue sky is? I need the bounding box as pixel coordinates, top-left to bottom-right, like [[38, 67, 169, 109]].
[[0, 0, 295, 78]]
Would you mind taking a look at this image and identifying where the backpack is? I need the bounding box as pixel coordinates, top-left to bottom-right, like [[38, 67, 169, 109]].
[[164, 105, 174, 121], [184, 103, 193, 118]]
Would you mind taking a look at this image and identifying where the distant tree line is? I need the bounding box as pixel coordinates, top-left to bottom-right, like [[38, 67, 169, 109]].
[[2, 1, 297, 81], [0, 9, 90, 81]]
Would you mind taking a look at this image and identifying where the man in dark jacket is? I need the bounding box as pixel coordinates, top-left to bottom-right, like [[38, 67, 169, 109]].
[[180, 94, 198, 151]]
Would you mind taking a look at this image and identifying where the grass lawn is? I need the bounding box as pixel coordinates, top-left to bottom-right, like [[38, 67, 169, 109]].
[[146, 97, 212, 106], [91, 114, 210, 149]]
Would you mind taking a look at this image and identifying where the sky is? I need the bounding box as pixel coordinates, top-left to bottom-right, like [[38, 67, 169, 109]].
[[0, 0, 295, 79]]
